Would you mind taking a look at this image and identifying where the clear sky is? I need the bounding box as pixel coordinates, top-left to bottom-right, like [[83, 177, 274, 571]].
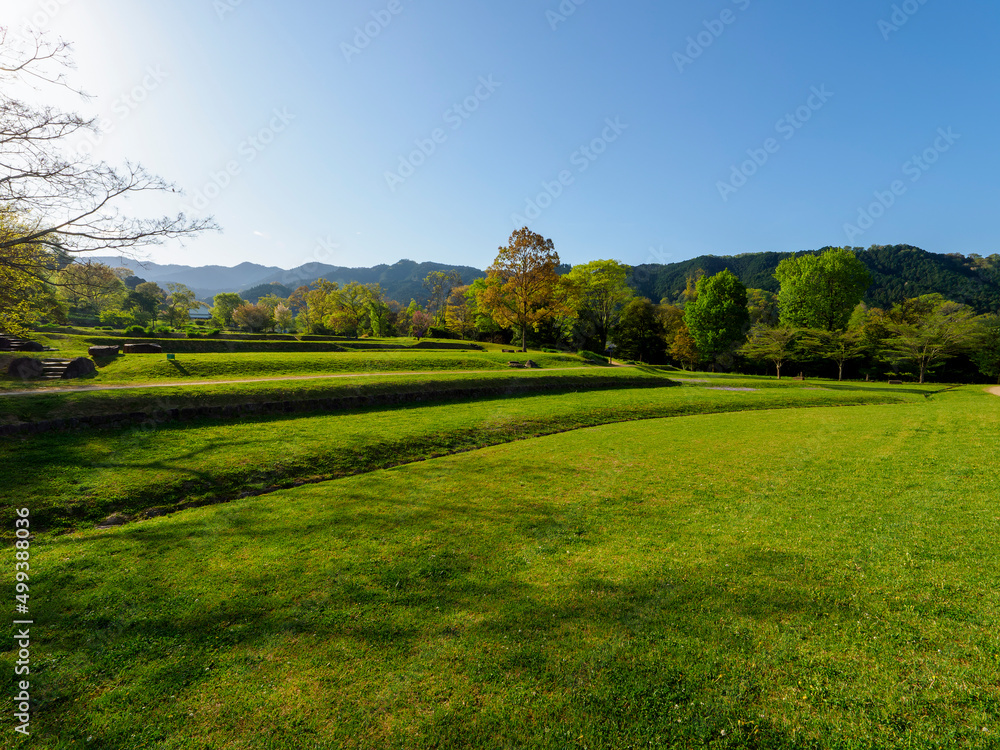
[[8, 0, 1000, 270]]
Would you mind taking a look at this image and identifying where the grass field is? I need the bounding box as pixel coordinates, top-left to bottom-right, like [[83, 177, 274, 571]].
[[1, 380, 916, 532], [0, 349, 587, 391], [4, 381, 995, 748]]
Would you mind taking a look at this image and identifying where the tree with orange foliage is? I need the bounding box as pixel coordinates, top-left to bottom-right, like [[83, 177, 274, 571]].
[[478, 227, 568, 352]]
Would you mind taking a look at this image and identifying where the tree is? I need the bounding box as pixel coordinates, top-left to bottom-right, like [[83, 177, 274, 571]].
[[133, 282, 167, 327], [0, 208, 57, 335], [567, 259, 634, 353], [657, 304, 686, 354], [57, 261, 125, 316], [423, 270, 463, 325], [232, 303, 273, 333], [328, 281, 369, 338], [971, 315, 1000, 384], [211, 293, 244, 328], [0, 31, 213, 281], [883, 295, 983, 383], [747, 288, 779, 328], [164, 283, 203, 327], [467, 278, 503, 342], [800, 328, 865, 381], [304, 279, 340, 333], [273, 304, 294, 333], [410, 310, 433, 339], [613, 298, 666, 362], [774, 247, 870, 331], [669, 324, 700, 370], [444, 284, 477, 340], [683, 269, 749, 367], [478, 227, 568, 352], [365, 284, 392, 338], [740, 325, 798, 379]]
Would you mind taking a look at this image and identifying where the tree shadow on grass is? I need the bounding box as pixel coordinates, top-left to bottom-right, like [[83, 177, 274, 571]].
[[820, 382, 934, 397], [27, 507, 867, 748]]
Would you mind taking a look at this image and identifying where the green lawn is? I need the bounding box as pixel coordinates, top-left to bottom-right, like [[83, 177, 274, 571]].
[[2, 381, 916, 533], [1, 349, 587, 390], [0, 366, 667, 426], [5, 385, 995, 747]]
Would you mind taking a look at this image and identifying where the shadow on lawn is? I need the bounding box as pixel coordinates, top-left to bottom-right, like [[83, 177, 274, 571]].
[[33, 510, 847, 748], [821, 382, 951, 398]]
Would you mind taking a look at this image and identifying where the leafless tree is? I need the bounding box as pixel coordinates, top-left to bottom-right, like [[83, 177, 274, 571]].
[[0, 28, 215, 266]]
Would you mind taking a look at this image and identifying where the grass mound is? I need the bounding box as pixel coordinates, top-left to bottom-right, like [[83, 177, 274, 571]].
[[5, 387, 998, 747], [4, 382, 914, 533]]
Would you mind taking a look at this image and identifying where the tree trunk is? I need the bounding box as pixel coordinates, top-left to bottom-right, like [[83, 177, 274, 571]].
[[919, 361, 926, 384], [521, 326, 527, 352], [838, 362, 843, 381], [776, 362, 781, 379]]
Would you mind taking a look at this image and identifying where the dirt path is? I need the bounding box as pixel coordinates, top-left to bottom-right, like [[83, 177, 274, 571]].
[[987, 386, 1000, 397], [0, 366, 623, 398]]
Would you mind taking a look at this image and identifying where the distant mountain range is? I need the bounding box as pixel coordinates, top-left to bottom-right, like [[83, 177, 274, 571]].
[[93, 245, 1000, 314], [92, 257, 486, 306]]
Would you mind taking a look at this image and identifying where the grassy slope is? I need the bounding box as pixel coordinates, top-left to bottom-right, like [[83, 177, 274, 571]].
[[0, 367, 656, 424], [2, 382, 917, 533], [6, 386, 994, 747], [0, 350, 584, 390]]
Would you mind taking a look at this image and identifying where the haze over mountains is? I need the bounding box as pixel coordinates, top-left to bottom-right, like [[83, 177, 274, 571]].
[[94, 245, 1000, 314]]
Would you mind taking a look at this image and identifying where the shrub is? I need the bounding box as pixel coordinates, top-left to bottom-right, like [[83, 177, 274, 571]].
[[124, 325, 147, 336], [428, 326, 458, 340], [186, 329, 221, 339]]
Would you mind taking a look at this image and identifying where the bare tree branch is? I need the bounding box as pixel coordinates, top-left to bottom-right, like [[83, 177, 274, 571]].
[[0, 27, 217, 271]]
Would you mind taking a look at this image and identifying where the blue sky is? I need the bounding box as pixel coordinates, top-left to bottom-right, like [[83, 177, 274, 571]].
[[9, 0, 1000, 270]]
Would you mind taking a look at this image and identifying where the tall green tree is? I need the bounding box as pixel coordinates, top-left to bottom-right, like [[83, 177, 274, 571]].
[[973, 315, 1000, 385], [133, 282, 167, 327], [613, 298, 665, 363], [211, 292, 244, 328], [478, 227, 569, 352], [775, 247, 870, 331], [57, 261, 125, 317], [883, 295, 983, 383], [423, 270, 463, 326], [683, 269, 749, 366], [164, 283, 204, 327], [566, 259, 634, 353]]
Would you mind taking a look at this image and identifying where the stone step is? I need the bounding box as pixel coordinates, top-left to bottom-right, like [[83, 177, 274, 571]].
[[39, 358, 71, 379]]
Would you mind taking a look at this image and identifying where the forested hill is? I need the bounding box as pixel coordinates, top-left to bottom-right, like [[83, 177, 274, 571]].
[[251, 259, 485, 305], [628, 245, 1000, 313]]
